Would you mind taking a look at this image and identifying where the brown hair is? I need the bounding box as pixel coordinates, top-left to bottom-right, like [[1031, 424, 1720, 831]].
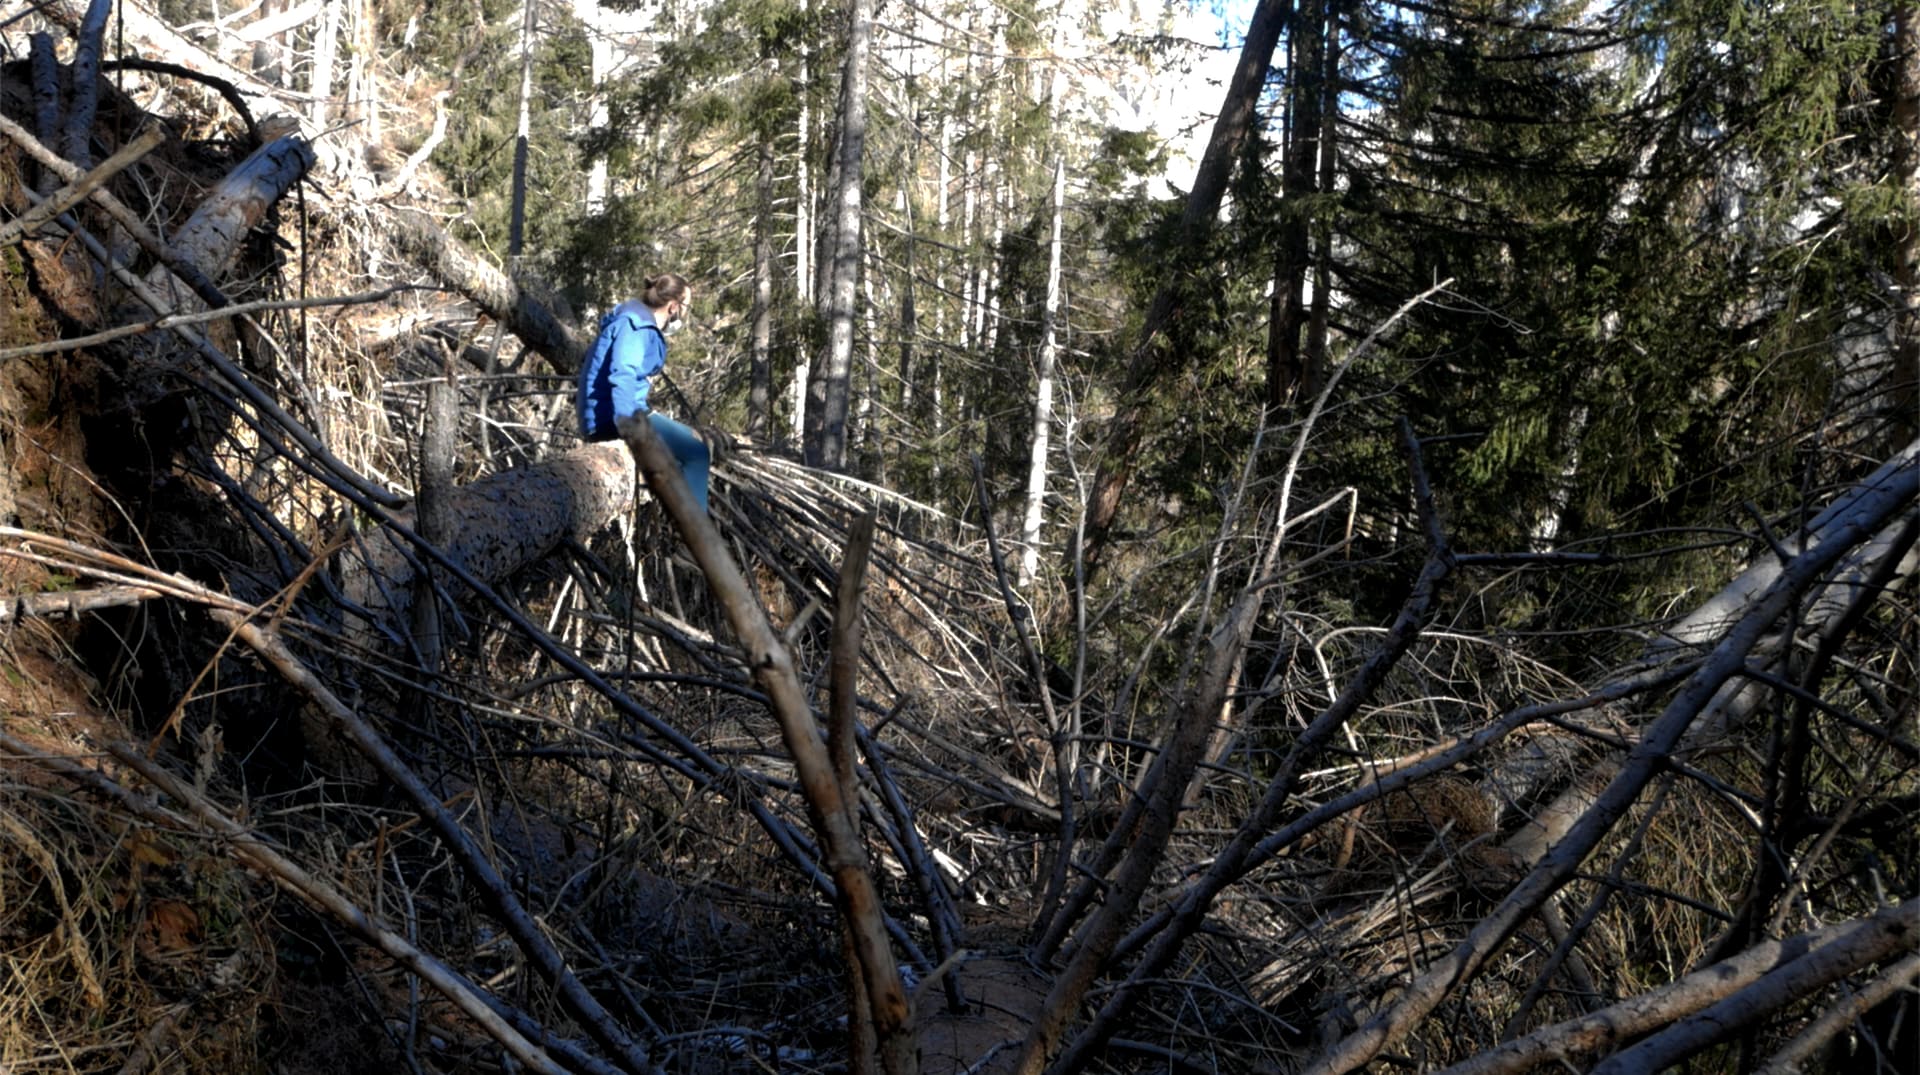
[[641, 273, 691, 308]]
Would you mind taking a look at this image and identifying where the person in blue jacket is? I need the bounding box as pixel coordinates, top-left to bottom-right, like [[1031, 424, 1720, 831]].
[[576, 273, 714, 513]]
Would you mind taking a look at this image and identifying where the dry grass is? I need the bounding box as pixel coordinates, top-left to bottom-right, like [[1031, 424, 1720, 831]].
[[0, 763, 273, 1073]]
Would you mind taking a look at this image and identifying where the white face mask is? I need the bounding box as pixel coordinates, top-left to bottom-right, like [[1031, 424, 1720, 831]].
[[661, 315, 686, 337]]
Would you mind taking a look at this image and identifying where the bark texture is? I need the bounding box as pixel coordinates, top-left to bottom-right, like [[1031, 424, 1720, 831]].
[[342, 441, 637, 639]]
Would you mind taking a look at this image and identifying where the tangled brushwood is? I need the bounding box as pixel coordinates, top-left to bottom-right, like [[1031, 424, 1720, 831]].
[[3, 3, 1917, 1075]]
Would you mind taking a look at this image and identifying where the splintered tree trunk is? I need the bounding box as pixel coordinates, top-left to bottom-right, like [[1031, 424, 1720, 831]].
[[1019, 160, 1065, 588], [804, 0, 872, 470]]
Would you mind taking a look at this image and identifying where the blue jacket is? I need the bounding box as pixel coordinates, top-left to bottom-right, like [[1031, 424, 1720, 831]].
[[577, 299, 667, 440]]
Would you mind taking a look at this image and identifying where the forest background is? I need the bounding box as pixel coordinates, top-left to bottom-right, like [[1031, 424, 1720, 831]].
[[0, 0, 1914, 1069]]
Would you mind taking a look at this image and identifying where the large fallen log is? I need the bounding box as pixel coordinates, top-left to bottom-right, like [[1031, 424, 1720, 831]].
[[340, 441, 638, 641]]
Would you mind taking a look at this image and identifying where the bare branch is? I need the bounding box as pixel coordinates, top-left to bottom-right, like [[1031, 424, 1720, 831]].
[[621, 414, 917, 1074], [1434, 903, 1916, 1075], [1588, 898, 1919, 1075], [1307, 457, 1919, 1075]]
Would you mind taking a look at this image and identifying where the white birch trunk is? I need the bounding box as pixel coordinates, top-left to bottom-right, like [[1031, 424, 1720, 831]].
[[1018, 159, 1066, 587]]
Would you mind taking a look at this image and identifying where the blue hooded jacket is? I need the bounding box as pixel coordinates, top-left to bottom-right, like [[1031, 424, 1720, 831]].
[[577, 299, 667, 441]]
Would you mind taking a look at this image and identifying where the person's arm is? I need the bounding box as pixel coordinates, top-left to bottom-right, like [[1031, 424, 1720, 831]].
[[608, 324, 667, 420]]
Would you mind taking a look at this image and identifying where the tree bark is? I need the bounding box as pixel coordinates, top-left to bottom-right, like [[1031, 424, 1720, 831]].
[[342, 441, 636, 639], [147, 135, 316, 307], [63, 0, 113, 169], [805, 0, 872, 470], [410, 375, 459, 673], [29, 33, 62, 192]]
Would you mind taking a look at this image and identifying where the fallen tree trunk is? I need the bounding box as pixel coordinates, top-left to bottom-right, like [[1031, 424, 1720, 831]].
[[340, 440, 637, 640], [1434, 899, 1920, 1075], [387, 206, 586, 373], [145, 134, 315, 307]]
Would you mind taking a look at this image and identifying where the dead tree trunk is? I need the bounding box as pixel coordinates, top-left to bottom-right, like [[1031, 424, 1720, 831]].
[[388, 207, 585, 372], [341, 441, 637, 642], [62, 0, 112, 169]]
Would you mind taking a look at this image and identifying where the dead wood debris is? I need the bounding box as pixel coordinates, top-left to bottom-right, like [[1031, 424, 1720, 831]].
[[2, 5, 1916, 1075]]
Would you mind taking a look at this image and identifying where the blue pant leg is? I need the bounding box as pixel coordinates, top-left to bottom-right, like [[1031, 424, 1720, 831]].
[[648, 412, 711, 513]]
